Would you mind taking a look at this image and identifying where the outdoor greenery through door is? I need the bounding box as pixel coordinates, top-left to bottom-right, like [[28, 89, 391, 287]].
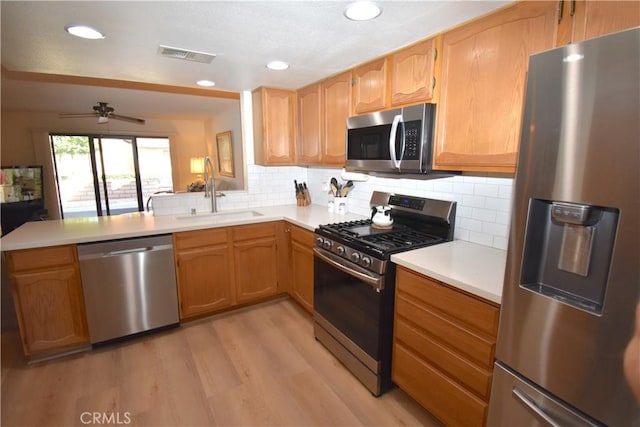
[[50, 135, 173, 218]]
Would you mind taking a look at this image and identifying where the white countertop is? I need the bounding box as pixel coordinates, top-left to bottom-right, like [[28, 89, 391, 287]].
[[1, 204, 506, 303], [0, 204, 364, 251], [391, 240, 506, 304]]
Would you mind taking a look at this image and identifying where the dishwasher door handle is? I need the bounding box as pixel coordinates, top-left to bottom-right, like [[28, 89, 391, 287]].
[[100, 244, 172, 258]]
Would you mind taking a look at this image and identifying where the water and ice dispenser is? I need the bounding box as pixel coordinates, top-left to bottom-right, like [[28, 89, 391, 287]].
[[520, 199, 618, 314]]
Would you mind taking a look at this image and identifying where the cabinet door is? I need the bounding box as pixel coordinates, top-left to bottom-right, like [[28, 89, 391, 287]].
[[353, 57, 389, 114], [434, 1, 557, 173], [252, 87, 297, 165], [175, 244, 234, 319], [321, 71, 352, 166], [557, 0, 640, 46], [233, 237, 279, 304], [289, 225, 314, 313], [297, 83, 322, 165], [11, 266, 89, 355], [390, 38, 438, 107]]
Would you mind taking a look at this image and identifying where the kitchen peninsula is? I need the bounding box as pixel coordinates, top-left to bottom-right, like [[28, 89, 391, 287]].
[[1, 204, 505, 360]]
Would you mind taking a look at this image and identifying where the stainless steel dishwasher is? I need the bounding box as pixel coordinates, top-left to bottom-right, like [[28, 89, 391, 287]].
[[77, 234, 179, 344]]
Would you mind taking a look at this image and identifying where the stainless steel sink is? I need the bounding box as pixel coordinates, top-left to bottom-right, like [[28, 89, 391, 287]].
[[174, 210, 263, 222]]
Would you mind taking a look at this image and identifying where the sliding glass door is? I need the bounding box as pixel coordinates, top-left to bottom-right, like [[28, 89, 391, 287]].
[[51, 135, 173, 218]]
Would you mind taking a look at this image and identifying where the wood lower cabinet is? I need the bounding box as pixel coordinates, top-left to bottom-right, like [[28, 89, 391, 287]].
[[287, 223, 314, 313], [392, 266, 500, 427], [433, 1, 557, 173], [5, 245, 89, 356], [232, 222, 283, 304], [174, 228, 234, 319], [175, 221, 286, 319]]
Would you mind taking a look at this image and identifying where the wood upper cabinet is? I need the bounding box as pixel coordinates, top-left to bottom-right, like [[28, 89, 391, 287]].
[[433, 1, 557, 173], [321, 71, 352, 166], [174, 228, 234, 319], [297, 82, 322, 165], [392, 266, 500, 427], [252, 87, 297, 165], [6, 245, 89, 356], [287, 223, 314, 313], [233, 222, 280, 304], [390, 38, 439, 107], [557, 0, 640, 46], [353, 57, 389, 114]]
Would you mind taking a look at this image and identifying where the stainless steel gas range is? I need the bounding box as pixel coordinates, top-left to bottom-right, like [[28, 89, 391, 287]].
[[313, 191, 456, 396]]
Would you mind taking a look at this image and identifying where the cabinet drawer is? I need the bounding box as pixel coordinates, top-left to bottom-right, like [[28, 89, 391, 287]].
[[395, 293, 495, 368], [174, 228, 229, 250], [7, 245, 77, 272], [232, 222, 276, 241], [397, 267, 499, 336], [395, 317, 493, 399], [289, 223, 314, 246], [393, 343, 487, 427]]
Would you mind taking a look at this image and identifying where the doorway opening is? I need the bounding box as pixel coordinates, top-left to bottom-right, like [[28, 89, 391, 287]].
[[50, 134, 173, 218]]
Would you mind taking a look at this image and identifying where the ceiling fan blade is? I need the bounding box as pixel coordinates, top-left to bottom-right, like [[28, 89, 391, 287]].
[[110, 113, 146, 125], [59, 113, 98, 118]]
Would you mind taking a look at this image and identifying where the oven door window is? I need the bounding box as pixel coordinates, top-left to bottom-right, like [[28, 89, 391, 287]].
[[314, 256, 383, 360]]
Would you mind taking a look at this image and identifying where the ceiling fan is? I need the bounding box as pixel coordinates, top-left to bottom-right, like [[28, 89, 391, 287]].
[[59, 102, 146, 125]]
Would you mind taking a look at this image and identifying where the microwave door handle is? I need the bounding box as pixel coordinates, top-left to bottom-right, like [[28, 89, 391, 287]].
[[389, 114, 403, 169]]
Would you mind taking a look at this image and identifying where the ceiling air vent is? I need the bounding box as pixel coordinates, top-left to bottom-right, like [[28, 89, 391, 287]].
[[158, 45, 216, 64]]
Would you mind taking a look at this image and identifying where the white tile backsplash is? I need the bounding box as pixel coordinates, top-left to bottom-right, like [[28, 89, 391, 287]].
[[153, 164, 513, 250], [308, 168, 513, 250]]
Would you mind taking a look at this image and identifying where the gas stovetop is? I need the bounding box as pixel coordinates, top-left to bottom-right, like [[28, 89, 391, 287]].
[[314, 191, 456, 274], [316, 219, 444, 257]]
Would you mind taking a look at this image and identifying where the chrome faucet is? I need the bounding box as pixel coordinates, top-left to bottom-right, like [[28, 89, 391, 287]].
[[203, 156, 217, 213]]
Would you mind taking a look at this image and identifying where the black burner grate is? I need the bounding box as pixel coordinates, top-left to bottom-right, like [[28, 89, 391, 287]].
[[317, 219, 444, 256]]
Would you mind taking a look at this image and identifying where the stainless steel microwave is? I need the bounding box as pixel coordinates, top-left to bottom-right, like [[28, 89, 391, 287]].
[[345, 103, 438, 175]]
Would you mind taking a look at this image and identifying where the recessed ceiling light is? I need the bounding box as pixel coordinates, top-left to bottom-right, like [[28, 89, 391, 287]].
[[344, 1, 382, 21], [266, 60, 290, 71], [65, 24, 105, 40], [196, 80, 216, 87]]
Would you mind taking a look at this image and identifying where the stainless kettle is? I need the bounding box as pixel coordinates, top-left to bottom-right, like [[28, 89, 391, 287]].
[[371, 205, 393, 226]]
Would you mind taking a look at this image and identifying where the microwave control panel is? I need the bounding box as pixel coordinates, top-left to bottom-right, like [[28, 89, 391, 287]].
[[402, 120, 421, 159]]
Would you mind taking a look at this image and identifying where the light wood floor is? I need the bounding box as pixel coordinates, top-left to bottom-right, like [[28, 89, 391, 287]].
[[1, 297, 442, 426]]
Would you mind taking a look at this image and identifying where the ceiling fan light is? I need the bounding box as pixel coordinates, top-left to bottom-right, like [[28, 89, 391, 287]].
[[344, 1, 382, 21], [65, 24, 105, 40], [97, 116, 109, 124]]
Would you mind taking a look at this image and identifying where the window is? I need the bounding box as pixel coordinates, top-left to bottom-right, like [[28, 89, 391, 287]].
[[50, 134, 173, 218]]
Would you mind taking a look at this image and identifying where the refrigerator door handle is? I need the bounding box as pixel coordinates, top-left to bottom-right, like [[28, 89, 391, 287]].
[[512, 387, 562, 427]]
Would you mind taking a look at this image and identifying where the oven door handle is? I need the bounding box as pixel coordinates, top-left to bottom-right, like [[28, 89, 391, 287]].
[[314, 247, 384, 291]]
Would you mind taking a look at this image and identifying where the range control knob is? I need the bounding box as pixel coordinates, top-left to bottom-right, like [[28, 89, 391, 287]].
[[323, 240, 332, 250], [351, 252, 361, 263], [336, 246, 345, 255], [361, 257, 372, 268], [315, 237, 324, 247]]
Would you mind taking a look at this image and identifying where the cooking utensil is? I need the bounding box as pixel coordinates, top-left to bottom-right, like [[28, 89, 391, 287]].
[[330, 178, 339, 197], [341, 180, 353, 197]]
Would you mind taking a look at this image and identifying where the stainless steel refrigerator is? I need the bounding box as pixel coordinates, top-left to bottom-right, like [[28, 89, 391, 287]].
[[487, 27, 640, 426]]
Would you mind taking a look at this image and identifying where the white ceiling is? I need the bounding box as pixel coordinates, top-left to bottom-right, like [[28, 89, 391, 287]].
[[1, 0, 511, 120]]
